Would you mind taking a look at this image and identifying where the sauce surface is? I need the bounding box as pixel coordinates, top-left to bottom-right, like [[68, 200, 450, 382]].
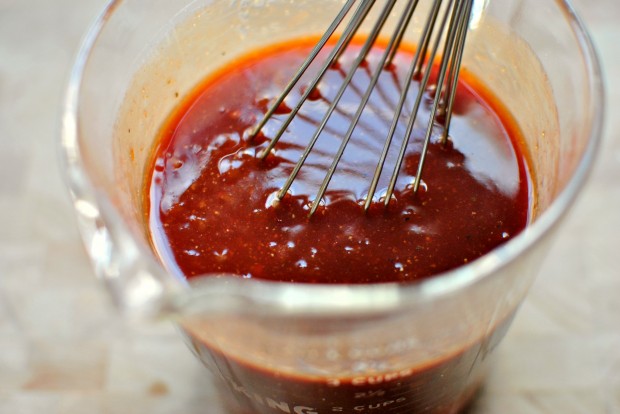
[[147, 38, 531, 283]]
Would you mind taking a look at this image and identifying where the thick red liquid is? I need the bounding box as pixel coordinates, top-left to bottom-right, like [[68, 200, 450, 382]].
[[147, 39, 530, 284], [146, 38, 532, 413], [185, 312, 515, 414]]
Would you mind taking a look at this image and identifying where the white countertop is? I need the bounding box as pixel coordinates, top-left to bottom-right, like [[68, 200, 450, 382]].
[[0, 0, 618, 412]]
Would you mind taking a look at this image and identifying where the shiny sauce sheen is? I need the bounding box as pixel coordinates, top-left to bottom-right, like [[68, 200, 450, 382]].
[[147, 38, 531, 284]]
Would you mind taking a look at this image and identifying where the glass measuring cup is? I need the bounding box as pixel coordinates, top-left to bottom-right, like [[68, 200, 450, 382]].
[[60, 0, 603, 413]]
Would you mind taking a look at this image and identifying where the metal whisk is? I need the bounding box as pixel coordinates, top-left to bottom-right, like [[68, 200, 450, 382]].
[[251, 0, 475, 216]]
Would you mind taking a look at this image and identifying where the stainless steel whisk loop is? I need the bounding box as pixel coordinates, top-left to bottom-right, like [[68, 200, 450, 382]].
[[251, 0, 475, 216]]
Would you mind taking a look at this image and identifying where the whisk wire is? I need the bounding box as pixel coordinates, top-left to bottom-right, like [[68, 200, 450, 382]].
[[258, 0, 376, 159], [278, 0, 396, 202], [384, 0, 421, 67], [412, 0, 444, 78], [385, 0, 457, 201], [251, 0, 474, 215], [308, 0, 408, 215], [441, 0, 474, 143], [250, 0, 358, 138], [364, 0, 444, 210], [411, 0, 473, 193]]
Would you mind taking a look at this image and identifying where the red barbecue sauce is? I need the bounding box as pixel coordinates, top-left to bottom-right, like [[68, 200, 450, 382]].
[[145, 38, 532, 414], [146, 38, 531, 284]]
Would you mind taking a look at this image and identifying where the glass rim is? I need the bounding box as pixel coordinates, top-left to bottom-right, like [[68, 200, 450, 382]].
[[60, 0, 605, 315]]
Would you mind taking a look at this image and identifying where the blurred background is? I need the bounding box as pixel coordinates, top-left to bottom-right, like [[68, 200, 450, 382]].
[[0, 0, 618, 412]]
